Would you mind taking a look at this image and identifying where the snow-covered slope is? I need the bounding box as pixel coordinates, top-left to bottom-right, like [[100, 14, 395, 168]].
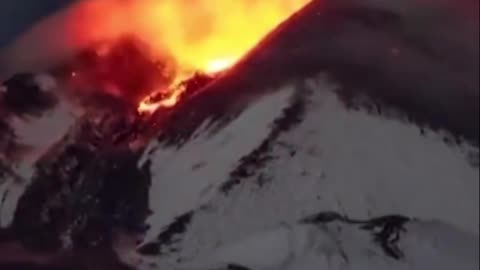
[[129, 0, 479, 268], [173, 218, 478, 270], [135, 75, 478, 269]]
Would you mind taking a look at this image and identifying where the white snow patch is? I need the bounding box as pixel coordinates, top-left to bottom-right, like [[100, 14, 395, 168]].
[[141, 87, 294, 242], [140, 220, 478, 270], [399, 221, 479, 270], [0, 151, 40, 228], [0, 178, 26, 227], [0, 154, 38, 228], [141, 75, 478, 267], [177, 224, 305, 270], [10, 100, 75, 163], [33, 73, 57, 92]]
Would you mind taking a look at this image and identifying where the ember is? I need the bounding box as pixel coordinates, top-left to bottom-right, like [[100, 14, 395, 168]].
[[138, 72, 216, 114]]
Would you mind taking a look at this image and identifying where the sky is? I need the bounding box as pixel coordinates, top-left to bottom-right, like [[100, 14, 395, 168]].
[[0, 0, 73, 48]]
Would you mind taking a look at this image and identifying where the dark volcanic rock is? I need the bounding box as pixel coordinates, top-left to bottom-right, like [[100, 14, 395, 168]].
[[12, 117, 151, 252], [1, 73, 58, 117], [0, 71, 150, 269], [138, 211, 193, 256], [302, 212, 411, 260]]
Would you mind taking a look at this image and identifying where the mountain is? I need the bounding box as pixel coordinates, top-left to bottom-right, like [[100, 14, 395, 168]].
[[0, 0, 479, 269]]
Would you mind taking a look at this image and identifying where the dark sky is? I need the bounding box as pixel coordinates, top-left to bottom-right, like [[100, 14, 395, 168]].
[[0, 0, 73, 48]]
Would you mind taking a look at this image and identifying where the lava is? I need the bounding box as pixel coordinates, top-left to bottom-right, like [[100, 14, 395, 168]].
[[67, 0, 311, 113], [137, 85, 183, 114], [204, 58, 237, 74], [138, 72, 217, 114]]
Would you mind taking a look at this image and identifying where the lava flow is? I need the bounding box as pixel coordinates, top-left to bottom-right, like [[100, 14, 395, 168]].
[[66, 0, 311, 114]]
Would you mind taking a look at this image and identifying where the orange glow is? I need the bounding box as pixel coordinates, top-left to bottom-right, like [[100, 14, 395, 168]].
[[138, 86, 184, 114], [70, 0, 311, 113], [205, 58, 236, 74]]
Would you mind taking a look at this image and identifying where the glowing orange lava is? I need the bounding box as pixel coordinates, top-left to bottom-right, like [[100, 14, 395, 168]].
[[205, 58, 236, 74], [138, 86, 184, 114], [72, 0, 311, 113]]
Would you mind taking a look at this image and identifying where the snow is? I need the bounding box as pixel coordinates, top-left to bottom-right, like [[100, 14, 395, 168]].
[[0, 74, 76, 228], [177, 225, 307, 270], [140, 219, 479, 270], [0, 158, 38, 227], [139, 86, 295, 243], [398, 221, 479, 270], [0, 102, 75, 228], [9, 100, 74, 163], [33, 73, 58, 92], [0, 177, 24, 227], [138, 74, 478, 269]]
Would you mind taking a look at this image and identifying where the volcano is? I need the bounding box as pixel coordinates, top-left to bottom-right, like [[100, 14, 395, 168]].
[[0, 0, 479, 269]]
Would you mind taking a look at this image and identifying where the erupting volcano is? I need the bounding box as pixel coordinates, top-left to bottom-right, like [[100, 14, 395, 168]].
[[65, 0, 312, 114], [1, 0, 478, 269]]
